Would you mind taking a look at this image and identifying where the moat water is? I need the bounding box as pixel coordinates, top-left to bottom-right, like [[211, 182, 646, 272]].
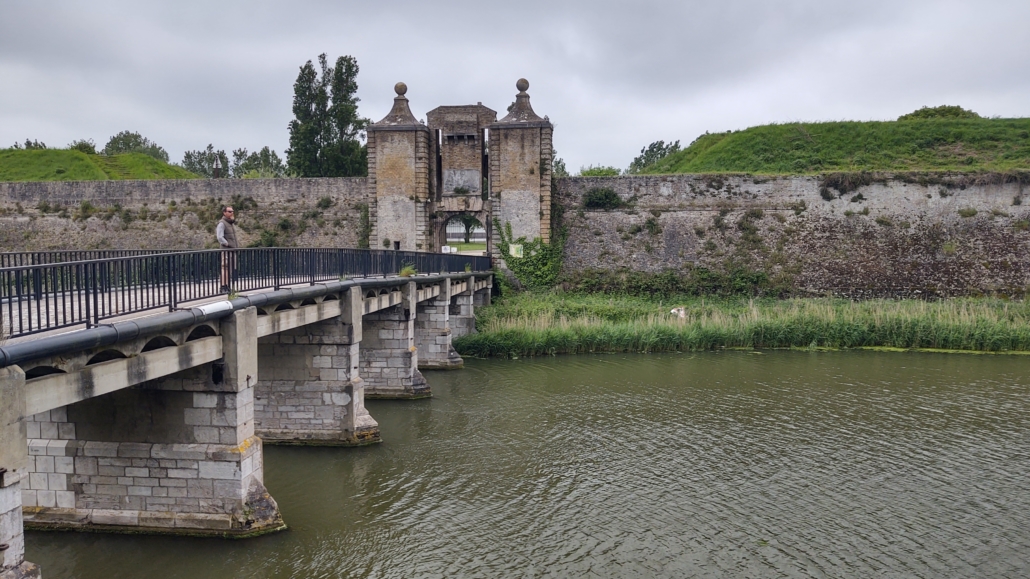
[[26, 351, 1030, 578]]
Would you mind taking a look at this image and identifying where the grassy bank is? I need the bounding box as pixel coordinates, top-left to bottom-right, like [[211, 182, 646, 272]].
[[454, 293, 1030, 357], [645, 117, 1030, 174], [0, 149, 197, 181]]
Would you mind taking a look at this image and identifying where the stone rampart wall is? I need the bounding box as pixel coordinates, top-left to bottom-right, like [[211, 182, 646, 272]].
[[0, 178, 368, 251], [553, 174, 1030, 296]]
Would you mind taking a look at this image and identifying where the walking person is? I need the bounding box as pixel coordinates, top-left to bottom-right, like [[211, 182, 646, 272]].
[[216, 205, 238, 293]]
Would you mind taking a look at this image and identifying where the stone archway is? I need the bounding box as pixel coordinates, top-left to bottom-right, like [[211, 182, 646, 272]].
[[434, 212, 490, 256]]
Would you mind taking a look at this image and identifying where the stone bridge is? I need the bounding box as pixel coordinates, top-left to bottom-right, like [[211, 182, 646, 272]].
[[0, 271, 492, 579]]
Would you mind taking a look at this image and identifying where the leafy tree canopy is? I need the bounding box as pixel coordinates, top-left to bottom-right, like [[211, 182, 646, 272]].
[[456, 214, 483, 243], [579, 165, 622, 177], [286, 53, 369, 177], [627, 139, 680, 174], [898, 105, 981, 121], [181, 144, 229, 178], [103, 130, 169, 162], [552, 149, 569, 178], [232, 146, 286, 178]]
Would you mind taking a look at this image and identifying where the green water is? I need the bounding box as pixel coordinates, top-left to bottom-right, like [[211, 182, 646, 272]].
[[27, 351, 1030, 577]]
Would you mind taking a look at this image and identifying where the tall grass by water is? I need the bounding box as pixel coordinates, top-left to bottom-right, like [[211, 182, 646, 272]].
[[455, 293, 1030, 357]]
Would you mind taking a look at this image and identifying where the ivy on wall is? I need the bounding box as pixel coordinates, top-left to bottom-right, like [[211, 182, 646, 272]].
[[493, 219, 566, 291]]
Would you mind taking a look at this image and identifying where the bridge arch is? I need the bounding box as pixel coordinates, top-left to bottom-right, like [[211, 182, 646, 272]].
[[141, 336, 178, 352], [186, 324, 218, 342], [85, 349, 128, 366]]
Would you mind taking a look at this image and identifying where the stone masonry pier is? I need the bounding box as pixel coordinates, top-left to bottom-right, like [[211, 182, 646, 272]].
[[0, 272, 491, 578]]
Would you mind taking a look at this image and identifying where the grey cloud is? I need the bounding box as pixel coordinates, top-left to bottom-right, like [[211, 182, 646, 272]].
[[1, 0, 1027, 172]]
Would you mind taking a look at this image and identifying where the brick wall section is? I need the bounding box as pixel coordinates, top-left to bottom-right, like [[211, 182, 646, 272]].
[[360, 283, 429, 398], [255, 291, 379, 445], [554, 174, 1030, 297], [415, 279, 463, 370]]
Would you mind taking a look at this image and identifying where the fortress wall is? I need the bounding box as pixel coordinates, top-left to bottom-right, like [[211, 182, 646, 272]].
[[3, 173, 1029, 296], [0, 178, 369, 251], [553, 174, 1030, 296]]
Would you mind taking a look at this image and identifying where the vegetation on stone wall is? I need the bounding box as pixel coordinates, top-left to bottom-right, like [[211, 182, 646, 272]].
[[645, 111, 1030, 174], [494, 219, 566, 291], [357, 203, 371, 248], [455, 293, 1030, 358], [558, 267, 776, 297], [582, 187, 629, 210]]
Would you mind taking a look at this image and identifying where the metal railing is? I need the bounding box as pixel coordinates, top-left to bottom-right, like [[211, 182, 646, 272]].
[[0, 250, 175, 269], [1, 248, 491, 339]]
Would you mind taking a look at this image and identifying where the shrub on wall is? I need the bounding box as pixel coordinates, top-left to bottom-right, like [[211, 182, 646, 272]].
[[583, 188, 625, 210]]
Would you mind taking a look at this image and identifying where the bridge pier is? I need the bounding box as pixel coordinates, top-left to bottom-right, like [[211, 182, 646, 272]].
[[361, 282, 430, 399], [416, 279, 463, 370], [19, 308, 284, 537], [255, 288, 380, 446], [0, 367, 41, 579], [449, 277, 476, 339]]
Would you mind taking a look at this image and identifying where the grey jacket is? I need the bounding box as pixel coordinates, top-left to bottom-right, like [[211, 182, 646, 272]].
[[216, 218, 238, 248]]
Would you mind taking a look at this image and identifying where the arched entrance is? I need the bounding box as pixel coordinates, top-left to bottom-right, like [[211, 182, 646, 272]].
[[436, 213, 489, 256]]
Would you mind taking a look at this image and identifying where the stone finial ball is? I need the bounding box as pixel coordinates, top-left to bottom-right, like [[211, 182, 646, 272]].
[[516, 78, 529, 92], [395, 82, 408, 96]]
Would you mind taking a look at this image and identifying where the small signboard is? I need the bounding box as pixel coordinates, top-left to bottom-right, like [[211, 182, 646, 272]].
[[442, 245, 451, 254], [509, 244, 523, 258]]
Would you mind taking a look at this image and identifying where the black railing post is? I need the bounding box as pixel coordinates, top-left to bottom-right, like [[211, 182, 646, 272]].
[[168, 253, 178, 311], [273, 249, 281, 291]]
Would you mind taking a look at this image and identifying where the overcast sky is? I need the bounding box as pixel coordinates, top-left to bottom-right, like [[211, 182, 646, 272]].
[[2, 1, 1028, 172]]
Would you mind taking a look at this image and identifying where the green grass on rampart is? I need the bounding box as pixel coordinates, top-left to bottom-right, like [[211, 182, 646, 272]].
[[454, 292, 1030, 357], [645, 118, 1030, 174], [0, 149, 197, 181]]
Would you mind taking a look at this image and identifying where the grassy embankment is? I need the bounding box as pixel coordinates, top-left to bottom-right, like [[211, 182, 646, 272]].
[[454, 293, 1030, 358], [645, 117, 1030, 174], [0, 149, 197, 181]]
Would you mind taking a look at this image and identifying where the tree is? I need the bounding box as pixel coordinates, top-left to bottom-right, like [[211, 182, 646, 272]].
[[103, 131, 169, 162], [68, 139, 96, 155], [552, 149, 569, 178], [457, 215, 482, 244], [181, 144, 229, 178], [231, 147, 286, 178], [9, 139, 46, 150], [286, 53, 368, 177], [627, 140, 680, 174]]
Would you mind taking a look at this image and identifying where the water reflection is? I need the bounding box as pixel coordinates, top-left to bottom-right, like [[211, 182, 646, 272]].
[[28, 351, 1030, 578]]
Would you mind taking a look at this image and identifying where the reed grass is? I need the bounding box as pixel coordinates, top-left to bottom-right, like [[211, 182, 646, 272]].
[[455, 293, 1030, 357]]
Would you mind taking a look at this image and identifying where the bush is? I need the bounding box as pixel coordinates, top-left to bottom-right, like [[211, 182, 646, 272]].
[[583, 188, 625, 210], [898, 105, 980, 121], [579, 165, 621, 177], [958, 208, 978, 218], [68, 139, 97, 155]]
